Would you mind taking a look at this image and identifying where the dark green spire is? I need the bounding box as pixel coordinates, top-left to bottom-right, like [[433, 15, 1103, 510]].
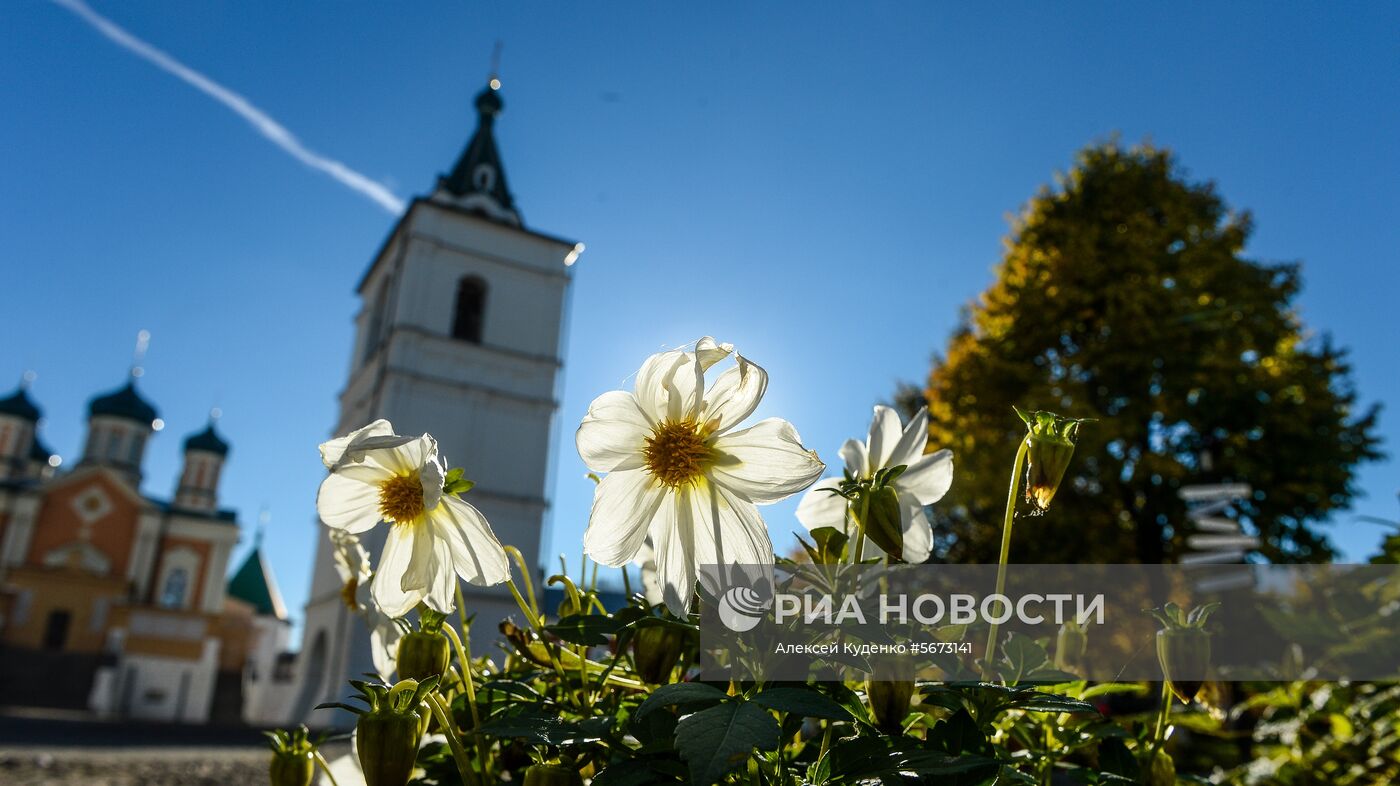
[[227, 546, 286, 619], [438, 79, 522, 226]]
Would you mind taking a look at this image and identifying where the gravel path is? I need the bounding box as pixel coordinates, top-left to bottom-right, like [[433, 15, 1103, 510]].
[[0, 747, 271, 786]]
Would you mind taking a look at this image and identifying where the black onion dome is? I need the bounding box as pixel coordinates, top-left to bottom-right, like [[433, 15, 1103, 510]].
[[0, 385, 41, 422], [184, 421, 230, 457], [89, 380, 159, 425]]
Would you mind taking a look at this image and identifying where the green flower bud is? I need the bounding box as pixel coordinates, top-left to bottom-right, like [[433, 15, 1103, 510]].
[[1014, 407, 1093, 511], [1054, 619, 1089, 672], [396, 630, 450, 682], [1147, 602, 1219, 704], [865, 677, 915, 733], [855, 485, 904, 560], [631, 622, 687, 684], [523, 763, 583, 786], [865, 653, 915, 732], [1147, 748, 1176, 786], [316, 678, 437, 786], [1156, 628, 1210, 704], [264, 726, 316, 786]]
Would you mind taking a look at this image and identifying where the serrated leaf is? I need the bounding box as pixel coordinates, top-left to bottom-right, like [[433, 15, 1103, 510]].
[[635, 682, 728, 719], [674, 701, 779, 785], [545, 612, 622, 646], [751, 687, 851, 720]]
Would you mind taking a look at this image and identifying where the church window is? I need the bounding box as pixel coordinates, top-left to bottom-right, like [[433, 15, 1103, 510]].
[[452, 277, 488, 343], [43, 610, 71, 650], [363, 284, 389, 363], [126, 432, 145, 465], [160, 568, 190, 609]]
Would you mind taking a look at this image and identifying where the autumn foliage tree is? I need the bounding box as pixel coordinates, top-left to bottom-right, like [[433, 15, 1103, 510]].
[[910, 141, 1381, 565]]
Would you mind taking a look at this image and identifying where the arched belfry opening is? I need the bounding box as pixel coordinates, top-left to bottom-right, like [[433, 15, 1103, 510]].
[[452, 276, 488, 343]]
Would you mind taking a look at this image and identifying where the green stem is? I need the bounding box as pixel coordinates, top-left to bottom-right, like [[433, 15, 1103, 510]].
[[313, 750, 342, 786], [981, 437, 1029, 681], [442, 617, 480, 733], [1148, 679, 1173, 758], [428, 691, 480, 786]]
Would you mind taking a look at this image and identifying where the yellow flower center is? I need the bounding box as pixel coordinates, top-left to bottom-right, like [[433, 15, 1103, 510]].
[[340, 577, 360, 611], [378, 472, 425, 524], [643, 419, 714, 488]]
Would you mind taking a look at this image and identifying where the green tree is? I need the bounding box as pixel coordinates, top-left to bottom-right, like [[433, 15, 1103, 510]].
[[910, 141, 1382, 565]]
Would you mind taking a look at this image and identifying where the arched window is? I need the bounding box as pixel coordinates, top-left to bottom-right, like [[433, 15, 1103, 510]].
[[160, 568, 190, 609], [452, 277, 488, 343]]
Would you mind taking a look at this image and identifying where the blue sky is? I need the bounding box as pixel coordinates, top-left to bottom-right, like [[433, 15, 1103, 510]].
[[4, 2, 1397, 637]]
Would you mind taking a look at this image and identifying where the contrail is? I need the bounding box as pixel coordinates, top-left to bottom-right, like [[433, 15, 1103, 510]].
[[48, 0, 405, 214]]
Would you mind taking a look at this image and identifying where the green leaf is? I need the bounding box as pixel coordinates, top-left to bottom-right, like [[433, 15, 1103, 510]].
[[750, 687, 851, 720], [545, 612, 622, 646], [592, 759, 683, 786], [929, 708, 987, 755], [479, 710, 602, 745], [1004, 689, 1098, 714], [674, 702, 780, 785], [1096, 738, 1140, 780], [635, 682, 728, 720]]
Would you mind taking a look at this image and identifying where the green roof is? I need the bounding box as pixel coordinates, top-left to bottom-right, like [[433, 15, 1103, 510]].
[[227, 547, 286, 619]]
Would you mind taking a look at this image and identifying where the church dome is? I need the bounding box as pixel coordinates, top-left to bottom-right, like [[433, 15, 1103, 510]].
[[89, 380, 159, 426], [29, 434, 54, 462], [0, 385, 41, 422], [184, 421, 230, 456]]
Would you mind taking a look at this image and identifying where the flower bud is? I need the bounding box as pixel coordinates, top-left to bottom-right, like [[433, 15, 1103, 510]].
[[865, 654, 915, 732], [1147, 748, 1176, 786], [327, 678, 438, 786], [1054, 619, 1088, 672], [631, 622, 686, 684], [1014, 407, 1092, 511], [1147, 602, 1219, 704], [1156, 628, 1210, 704], [523, 763, 583, 786], [357, 708, 421, 786], [269, 751, 314, 786], [264, 726, 316, 786], [855, 485, 904, 560], [865, 677, 914, 733], [396, 630, 450, 682]]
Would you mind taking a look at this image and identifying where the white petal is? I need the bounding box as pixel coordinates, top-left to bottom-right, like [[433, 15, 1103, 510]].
[[370, 618, 402, 681], [432, 495, 511, 586], [583, 469, 667, 566], [651, 493, 695, 617], [423, 534, 458, 614], [795, 478, 849, 533], [840, 438, 869, 478], [633, 348, 691, 423], [709, 418, 825, 504], [319, 419, 397, 468], [887, 407, 931, 470], [899, 498, 933, 564], [419, 456, 445, 512], [701, 354, 768, 434], [576, 391, 650, 473], [895, 448, 954, 505], [317, 466, 388, 534], [372, 526, 424, 618], [866, 405, 904, 471], [685, 481, 774, 598], [694, 336, 734, 370], [374, 434, 438, 476]]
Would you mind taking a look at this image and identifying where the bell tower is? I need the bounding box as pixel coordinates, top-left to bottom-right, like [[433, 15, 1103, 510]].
[[289, 77, 583, 722]]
